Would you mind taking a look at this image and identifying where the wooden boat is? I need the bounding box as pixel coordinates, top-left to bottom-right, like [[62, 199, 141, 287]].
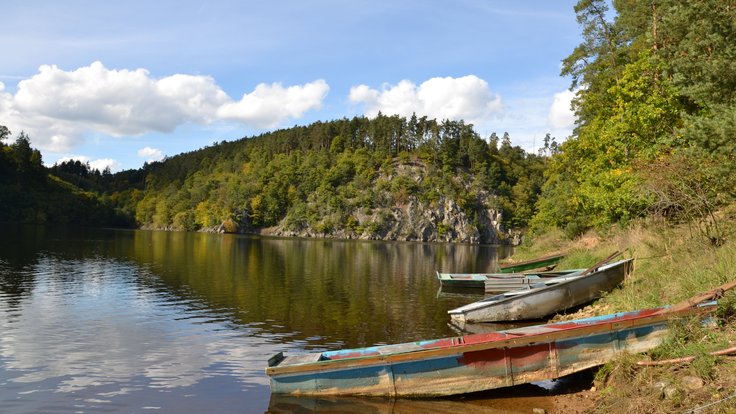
[[484, 271, 589, 293], [265, 279, 736, 397], [498, 252, 566, 273], [436, 268, 585, 291], [448, 258, 634, 323]]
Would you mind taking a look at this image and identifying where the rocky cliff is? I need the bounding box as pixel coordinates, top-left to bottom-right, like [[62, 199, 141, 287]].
[[255, 196, 508, 244], [205, 160, 517, 245]]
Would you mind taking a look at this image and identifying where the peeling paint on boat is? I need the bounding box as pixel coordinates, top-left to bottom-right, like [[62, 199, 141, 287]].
[[266, 301, 714, 397]]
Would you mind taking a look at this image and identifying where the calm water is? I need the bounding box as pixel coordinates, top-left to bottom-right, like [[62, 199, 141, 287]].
[[0, 225, 529, 413]]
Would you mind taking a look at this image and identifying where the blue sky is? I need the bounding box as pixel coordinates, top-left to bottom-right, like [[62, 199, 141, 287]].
[[1, 0, 581, 171]]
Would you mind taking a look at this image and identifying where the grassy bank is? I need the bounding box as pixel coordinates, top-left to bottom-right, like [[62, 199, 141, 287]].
[[512, 217, 736, 413]]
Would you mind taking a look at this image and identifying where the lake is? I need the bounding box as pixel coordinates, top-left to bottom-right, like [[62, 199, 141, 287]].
[[2, 225, 552, 413]]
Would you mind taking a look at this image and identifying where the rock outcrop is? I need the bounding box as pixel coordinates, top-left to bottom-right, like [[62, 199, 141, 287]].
[[205, 160, 518, 245], [228, 194, 512, 244]]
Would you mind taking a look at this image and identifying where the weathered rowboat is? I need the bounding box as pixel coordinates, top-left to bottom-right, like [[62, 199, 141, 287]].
[[448, 258, 634, 323], [498, 252, 566, 273], [484, 271, 590, 293], [436, 268, 585, 291], [266, 292, 722, 397]]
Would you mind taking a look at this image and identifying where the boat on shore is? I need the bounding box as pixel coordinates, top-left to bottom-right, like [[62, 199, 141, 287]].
[[497, 252, 566, 273], [265, 280, 735, 397], [436, 268, 585, 291], [448, 259, 633, 323]]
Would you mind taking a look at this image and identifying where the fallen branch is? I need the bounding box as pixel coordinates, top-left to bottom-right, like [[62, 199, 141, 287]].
[[636, 345, 736, 366], [657, 278, 736, 314]]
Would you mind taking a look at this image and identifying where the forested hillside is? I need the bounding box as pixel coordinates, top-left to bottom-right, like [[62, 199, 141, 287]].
[[126, 115, 548, 243], [0, 126, 132, 226], [533, 0, 736, 242], [0, 116, 549, 243], [8, 1, 730, 244]]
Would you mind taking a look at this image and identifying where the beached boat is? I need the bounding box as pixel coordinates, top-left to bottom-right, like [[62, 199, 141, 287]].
[[266, 280, 735, 397], [484, 271, 590, 293], [436, 268, 585, 291], [448, 258, 634, 323], [498, 252, 566, 273]]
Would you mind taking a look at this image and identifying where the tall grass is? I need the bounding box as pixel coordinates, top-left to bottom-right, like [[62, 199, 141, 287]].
[[518, 218, 736, 413], [518, 218, 736, 314]]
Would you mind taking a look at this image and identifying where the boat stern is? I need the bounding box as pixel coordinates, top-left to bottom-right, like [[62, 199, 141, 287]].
[[267, 352, 285, 368]]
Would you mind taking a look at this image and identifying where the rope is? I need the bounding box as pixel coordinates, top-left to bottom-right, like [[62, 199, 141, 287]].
[[683, 391, 736, 413]]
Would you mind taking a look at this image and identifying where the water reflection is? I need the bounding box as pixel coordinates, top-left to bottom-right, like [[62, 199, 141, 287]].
[[0, 256, 282, 412], [0, 225, 512, 413], [268, 395, 515, 414], [116, 231, 508, 348]]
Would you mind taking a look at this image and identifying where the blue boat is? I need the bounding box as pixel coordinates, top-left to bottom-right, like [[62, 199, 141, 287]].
[[265, 280, 734, 397]]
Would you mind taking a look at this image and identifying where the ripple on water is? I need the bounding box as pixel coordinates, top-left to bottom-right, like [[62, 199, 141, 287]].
[[0, 256, 283, 413]]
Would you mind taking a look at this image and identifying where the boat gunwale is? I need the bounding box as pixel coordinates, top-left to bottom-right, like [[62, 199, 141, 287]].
[[498, 252, 566, 271], [437, 269, 585, 281], [266, 302, 714, 376]]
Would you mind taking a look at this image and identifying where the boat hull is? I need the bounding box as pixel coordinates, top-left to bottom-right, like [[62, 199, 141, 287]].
[[449, 259, 633, 323], [437, 269, 584, 291], [498, 253, 565, 273], [267, 303, 704, 397]]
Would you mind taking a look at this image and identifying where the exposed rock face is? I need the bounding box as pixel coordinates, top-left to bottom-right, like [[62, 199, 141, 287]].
[[206, 160, 517, 245], [250, 195, 510, 244]]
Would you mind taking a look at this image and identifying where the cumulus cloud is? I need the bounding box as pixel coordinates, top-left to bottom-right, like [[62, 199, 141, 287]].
[[547, 89, 576, 129], [0, 61, 329, 153], [137, 146, 164, 162], [217, 80, 329, 128], [56, 156, 123, 173], [349, 75, 503, 124]]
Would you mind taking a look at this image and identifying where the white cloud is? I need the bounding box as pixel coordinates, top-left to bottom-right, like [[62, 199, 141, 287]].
[[217, 80, 329, 128], [547, 89, 576, 129], [56, 156, 123, 172], [0, 61, 329, 153], [89, 158, 122, 172], [349, 75, 503, 124], [137, 146, 164, 162]]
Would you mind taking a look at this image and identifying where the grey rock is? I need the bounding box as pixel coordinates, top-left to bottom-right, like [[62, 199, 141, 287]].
[[653, 381, 668, 399], [663, 385, 679, 400], [682, 376, 704, 390]]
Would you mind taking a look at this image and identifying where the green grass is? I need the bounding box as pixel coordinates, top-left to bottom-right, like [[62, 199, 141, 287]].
[[523, 217, 736, 413]]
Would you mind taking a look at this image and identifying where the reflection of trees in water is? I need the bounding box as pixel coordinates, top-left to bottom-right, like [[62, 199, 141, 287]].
[[124, 231, 506, 348], [0, 227, 509, 350], [0, 225, 51, 311]]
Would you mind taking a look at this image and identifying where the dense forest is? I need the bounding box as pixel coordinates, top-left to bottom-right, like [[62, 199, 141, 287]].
[[532, 0, 736, 243], [0, 126, 132, 226], [129, 115, 550, 241], [3, 0, 733, 245], [0, 116, 550, 243]]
